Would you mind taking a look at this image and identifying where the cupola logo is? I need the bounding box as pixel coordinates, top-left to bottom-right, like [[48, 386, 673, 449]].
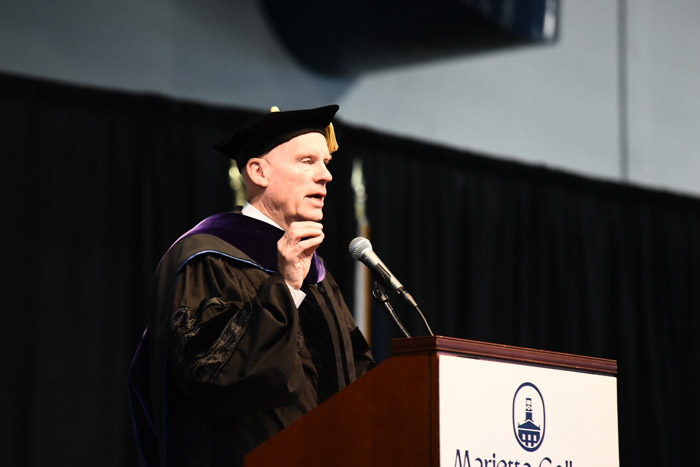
[[512, 382, 546, 452]]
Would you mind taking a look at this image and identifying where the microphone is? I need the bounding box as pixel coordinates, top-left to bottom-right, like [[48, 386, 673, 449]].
[[348, 237, 434, 337], [348, 237, 406, 294]]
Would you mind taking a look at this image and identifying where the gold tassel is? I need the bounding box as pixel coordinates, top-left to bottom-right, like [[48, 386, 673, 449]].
[[325, 122, 339, 153]]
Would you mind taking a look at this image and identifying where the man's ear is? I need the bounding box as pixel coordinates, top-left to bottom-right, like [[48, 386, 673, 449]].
[[245, 158, 268, 188]]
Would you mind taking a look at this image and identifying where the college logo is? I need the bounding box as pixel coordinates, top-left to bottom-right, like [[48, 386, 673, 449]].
[[512, 382, 546, 452]]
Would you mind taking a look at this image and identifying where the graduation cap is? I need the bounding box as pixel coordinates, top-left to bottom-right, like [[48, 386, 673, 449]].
[[214, 105, 340, 168]]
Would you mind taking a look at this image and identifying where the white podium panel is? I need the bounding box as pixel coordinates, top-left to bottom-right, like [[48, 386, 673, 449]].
[[439, 355, 619, 467]]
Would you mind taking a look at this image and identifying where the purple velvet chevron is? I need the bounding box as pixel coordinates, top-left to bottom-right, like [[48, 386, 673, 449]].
[[175, 211, 326, 284]]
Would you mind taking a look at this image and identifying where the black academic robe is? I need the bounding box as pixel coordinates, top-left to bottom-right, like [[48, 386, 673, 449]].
[[129, 211, 374, 467]]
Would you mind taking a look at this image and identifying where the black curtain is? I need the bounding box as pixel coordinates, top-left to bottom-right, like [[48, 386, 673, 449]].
[[3, 72, 699, 466]]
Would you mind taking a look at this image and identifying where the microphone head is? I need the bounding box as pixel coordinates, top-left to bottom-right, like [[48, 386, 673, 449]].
[[348, 237, 372, 261]]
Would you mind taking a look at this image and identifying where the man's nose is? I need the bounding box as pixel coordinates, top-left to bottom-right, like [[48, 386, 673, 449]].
[[316, 162, 333, 183]]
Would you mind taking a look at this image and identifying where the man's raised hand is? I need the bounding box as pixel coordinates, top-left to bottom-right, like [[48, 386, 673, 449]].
[[277, 221, 324, 290]]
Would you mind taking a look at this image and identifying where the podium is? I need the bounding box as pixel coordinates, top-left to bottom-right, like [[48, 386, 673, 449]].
[[245, 336, 619, 467]]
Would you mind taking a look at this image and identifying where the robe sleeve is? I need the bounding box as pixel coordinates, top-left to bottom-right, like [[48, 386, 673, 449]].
[[324, 273, 375, 378], [331, 280, 375, 378], [167, 254, 309, 414], [349, 326, 374, 377]]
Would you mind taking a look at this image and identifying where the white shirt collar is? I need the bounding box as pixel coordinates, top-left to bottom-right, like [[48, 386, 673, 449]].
[[241, 202, 284, 230]]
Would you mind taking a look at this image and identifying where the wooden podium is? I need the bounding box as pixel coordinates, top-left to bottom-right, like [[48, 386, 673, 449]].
[[245, 336, 619, 467]]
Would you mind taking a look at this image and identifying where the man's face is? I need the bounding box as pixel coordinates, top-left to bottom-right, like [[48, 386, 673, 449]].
[[256, 132, 333, 230]]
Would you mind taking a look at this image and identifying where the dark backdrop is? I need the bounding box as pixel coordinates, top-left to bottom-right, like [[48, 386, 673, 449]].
[[2, 72, 698, 466]]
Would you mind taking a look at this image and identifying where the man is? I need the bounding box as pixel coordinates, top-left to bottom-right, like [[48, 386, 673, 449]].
[[129, 105, 374, 467]]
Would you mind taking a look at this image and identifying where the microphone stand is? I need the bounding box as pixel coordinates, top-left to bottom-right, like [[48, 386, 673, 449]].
[[371, 281, 412, 338]]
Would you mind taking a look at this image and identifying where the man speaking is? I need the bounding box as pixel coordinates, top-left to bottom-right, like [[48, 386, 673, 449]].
[[130, 105, 374, 466]]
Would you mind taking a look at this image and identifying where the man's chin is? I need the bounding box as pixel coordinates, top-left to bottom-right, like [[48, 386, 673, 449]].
[[298, 209, 324, 223]]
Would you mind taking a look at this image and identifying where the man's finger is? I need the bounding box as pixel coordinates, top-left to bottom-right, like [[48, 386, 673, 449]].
[[279, 232, 324, 255], [285, 222, 323, 239], [295, 233, 324, 251]]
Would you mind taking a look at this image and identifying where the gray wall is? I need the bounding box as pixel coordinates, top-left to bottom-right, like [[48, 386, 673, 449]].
[[2, 0, 698, 196]]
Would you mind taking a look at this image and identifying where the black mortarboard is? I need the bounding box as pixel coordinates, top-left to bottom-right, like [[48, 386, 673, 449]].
[[214, 105, 340, 167]]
